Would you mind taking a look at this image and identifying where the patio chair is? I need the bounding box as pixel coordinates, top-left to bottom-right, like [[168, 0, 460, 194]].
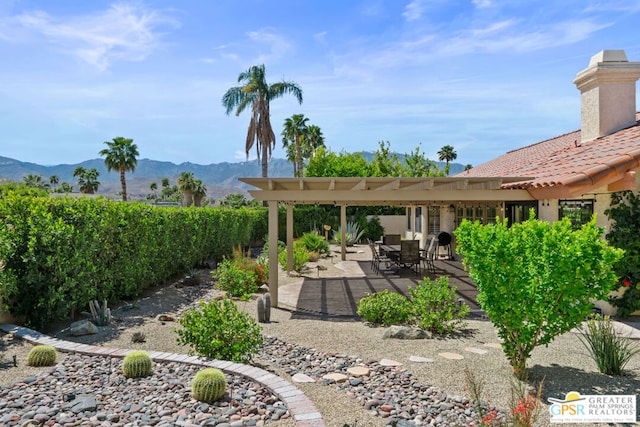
[[382, 234, 401, 246], [397, 240, 420, 275], [420, 236, 437, 274], [368, 239, 392, 274]]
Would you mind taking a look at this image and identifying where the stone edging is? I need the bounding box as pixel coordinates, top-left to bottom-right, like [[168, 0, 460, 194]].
[[0, 323, 325, 427]]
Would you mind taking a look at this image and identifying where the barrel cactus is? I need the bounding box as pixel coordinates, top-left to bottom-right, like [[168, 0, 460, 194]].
[[192, 368, 227, 402], [26, 345, 57, 367], [122, 351, 153, 378]]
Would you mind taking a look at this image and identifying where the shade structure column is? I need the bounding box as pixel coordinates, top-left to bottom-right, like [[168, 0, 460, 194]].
[[340, 204, 347, 261], [268, 200, 279, 306], [286, 203, 294, 273]]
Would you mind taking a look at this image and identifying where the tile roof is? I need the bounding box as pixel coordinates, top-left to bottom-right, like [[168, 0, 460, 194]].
[[459, 113, 640, 197]]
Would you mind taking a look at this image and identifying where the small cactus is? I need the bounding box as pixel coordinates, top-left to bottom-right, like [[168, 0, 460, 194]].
[[263, 292, 271, 322], [26, 345, 57, 367], [122, 351, 153, 378], [257, 296, 266, 323], [131, 332, 146, 343], [192, 368, 227, 402]]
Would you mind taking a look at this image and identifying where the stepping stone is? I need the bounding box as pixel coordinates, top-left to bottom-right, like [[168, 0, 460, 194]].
[[291, 373, 315, 383], [438, 352, 464, 360], [379, 358, 403, 367], [465, 347, 488, 355], [483, 342, 503, 349], [322, 373, 348, 383], [409, 356, 434, 363], [347, 366, 370, 377]]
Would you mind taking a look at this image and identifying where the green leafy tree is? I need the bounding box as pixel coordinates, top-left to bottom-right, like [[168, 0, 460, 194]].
[[455, 215, 623, 380], [282, 113, 309, 177], [605, 190, 640, 317], [437, 144, 457, 175], [99, 136, 139, 201], [219, 193, 260, 208], [370, 141, 402, 177], [177, 172, 196, 206], [305, 147, 372, 177], [403, 145, 441, 177], [222, 64, 303, 178], [58, 182, 73, 193]]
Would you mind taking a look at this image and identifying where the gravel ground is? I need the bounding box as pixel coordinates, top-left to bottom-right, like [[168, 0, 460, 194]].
[[1, 246, 640, 426]]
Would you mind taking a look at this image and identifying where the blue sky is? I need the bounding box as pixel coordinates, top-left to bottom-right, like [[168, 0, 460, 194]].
[[0, 0, 639, 168]]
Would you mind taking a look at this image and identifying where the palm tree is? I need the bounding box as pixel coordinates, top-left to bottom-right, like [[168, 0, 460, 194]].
[[99, 136, 139, 201], [177, 172, 196, 206], [464, 164, 473, 171], [73, 166, 87, 192], [22, 174, 49, 190], [83, 168, 100, 194], [437, 145, 457, 175], [282, 114, 309, 177], [149, 182, 158, 202], [304, 124, 325, 162], [222, 64, 303, 178], [193, 179, 207, 207], [49, 175, 59, 190]]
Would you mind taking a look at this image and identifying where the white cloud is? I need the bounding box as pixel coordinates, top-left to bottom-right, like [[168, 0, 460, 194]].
[[403, 0, 425, 22], [246, 28, 293, 65], [9, 3, 179, 71], [472, 0, 493, 9]]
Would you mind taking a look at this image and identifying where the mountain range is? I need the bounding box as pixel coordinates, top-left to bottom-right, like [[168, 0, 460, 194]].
[[0, 155, 466, 201]]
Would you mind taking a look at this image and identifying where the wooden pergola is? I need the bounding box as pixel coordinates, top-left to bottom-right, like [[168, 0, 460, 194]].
[[240, 176, 533, 307]]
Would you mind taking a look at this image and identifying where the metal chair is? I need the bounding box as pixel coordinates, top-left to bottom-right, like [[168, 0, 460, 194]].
[[420, 236, 437, 274], [397, 240, 420, 275]]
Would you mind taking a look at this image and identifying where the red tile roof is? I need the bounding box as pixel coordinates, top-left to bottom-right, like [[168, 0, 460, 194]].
[[459, 113, 640, 198]]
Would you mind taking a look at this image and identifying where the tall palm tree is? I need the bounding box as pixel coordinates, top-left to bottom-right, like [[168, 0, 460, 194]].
[[222, 64, 303, 178], [99, 136, 139, 201], [437, 145, 457, 176], [282, 114, 309, 177], [73, 166, 87, 192], [193, 179, 207, 207], [22, 174, 49, 190], [83, 168, 100, 194], [177, 172, 196, 206], [49, 175, 59, 189], [304, 124, 325, 162]]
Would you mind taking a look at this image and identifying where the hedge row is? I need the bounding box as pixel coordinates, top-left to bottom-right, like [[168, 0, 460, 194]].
[[0, 195, 263, 329]]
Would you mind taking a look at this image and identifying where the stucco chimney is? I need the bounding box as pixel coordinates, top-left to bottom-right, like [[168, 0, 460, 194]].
[[573, 50, 640, 143]]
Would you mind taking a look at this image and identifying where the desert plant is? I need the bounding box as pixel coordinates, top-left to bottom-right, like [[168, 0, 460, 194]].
[[175, 297, 263, 363], [278, 243, 310, 273], [131, 332, 146, 343], [455, 215, 623, 380], [333, 221, 365, 246], [298, 231, 330, 255], [192, 368, 227, 402], [89, 299, 111, 326], [26, 345, 57, 367], [122, 350, 153, 378], [356, 289, 412, 326], [213, 257, 260, 297], [409, 277, 469, 334], [577, 314, 640, 375]]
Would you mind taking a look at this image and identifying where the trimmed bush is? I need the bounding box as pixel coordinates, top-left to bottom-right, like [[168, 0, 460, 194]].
[[213, 258, 259, 297], [192, 368, 227, 402], [122, 351, 153, 378], [409, 277, 469, 334], [26, 345, 57, 367], [356, 289, 412, 326]]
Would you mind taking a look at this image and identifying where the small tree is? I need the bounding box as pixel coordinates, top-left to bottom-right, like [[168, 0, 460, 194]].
[[455, 215, 623, 380]]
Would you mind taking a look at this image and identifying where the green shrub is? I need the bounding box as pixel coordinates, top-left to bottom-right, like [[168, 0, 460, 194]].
[[578, 315, 639, 375], [356, 289, 412, 326], [192, 368, 227, 402], [26, 345, 57, 367], [213, 258, 260, 297], [455, 215, 623, 380], [122, 350, 153, 378], [298, 231, 330, 255], [278, 243, 309, 273], [409, 277, 469, 334], [175, 297, 263, 363]]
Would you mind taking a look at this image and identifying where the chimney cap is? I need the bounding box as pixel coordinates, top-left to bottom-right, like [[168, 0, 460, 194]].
[[589, 50, 629, 67]]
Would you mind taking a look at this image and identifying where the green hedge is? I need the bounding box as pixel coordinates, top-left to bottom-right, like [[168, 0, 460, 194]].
[[0, 195, 263, 329]]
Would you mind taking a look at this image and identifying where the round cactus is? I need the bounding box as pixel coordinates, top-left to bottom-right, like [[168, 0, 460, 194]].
[[26, 345, 57, 367], [192, 368, 227, 402], [122, 350, 153, 378]]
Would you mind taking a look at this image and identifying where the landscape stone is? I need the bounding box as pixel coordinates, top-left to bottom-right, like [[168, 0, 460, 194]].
[[382, 325, 431, 340], [68, 320, 98, 336], [379, 358, 403, 367], [291, 373, 315, 383], [464, 347, 488, 355], [408, 356, 434, 363], [483, 342, 503, 349], [322, 373, 348, 383], [438, 352, 464, 360], [346, 366, 370, 377]]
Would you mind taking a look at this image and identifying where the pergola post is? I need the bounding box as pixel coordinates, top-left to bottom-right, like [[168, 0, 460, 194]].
[[268, 200, 279, 306], [286, 203, 294, 273], [340, 204, 347, 261]]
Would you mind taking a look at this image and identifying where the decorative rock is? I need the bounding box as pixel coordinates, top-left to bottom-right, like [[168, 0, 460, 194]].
[[291, 373, 315, 383], [483, 342, 503, 349], [67, 320, 98, 336], [382, 326, 431, 340], [379, 358, 403, 366], [408, 356, 434, 363], [157, 314, 176, 322], [322, 373, 348, 383], [346, 366, 370, 377], [464, 347, 489, 355], [438, 352, 464, 360]]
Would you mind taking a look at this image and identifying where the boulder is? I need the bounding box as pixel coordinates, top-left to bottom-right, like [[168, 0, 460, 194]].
[[382, 325, 431, 340], [68, 320, 98, 336]]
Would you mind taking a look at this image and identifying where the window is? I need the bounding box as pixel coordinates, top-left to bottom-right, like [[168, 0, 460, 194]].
[[427, 206, 440, 234], [559, 199, 594, 229], [456, 203, 502, 225], [505, 201, 538, 227], [415, 207, 422, 233]]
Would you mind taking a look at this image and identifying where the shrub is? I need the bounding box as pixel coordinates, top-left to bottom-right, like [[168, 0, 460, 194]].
[[26, 345, 57, 367], [213, 258, 259, 297], [192, 368, 227, 402], [356, 289, 412, 326], [333, 221, 365, 246], [122, 350, 153, 378], [298, 231, 330, 255], [278, 243, 309, 273], [577, 314, 639, 375], [175, 297, 263, 363], [409, 277, 469, 334], [455, 215, 623, 380]]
